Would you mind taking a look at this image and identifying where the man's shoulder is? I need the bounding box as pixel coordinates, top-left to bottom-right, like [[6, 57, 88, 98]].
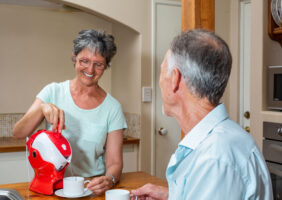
[[209, 118, 255, 147], [196, 119, 258, 166]]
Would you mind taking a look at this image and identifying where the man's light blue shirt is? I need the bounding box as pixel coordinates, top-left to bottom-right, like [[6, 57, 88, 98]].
[[166, 104, 273, 200]]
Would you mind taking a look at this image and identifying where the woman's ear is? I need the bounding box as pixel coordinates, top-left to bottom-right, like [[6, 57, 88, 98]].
[[171, 68, 181, 93], [71, 53, 76, 62]]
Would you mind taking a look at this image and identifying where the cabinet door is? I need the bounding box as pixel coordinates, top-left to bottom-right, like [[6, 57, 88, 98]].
[[123, 144, 138, 172], [0, 152, 34, 184]]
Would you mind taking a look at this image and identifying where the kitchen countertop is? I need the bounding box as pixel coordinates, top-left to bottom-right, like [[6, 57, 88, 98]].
[[0, 136, 139, 153], [0, 171, 167, 199]]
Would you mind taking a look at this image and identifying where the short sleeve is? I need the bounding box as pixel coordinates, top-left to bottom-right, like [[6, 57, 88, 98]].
[[107, 103, 127, 133], [36, 83, 54, 103]]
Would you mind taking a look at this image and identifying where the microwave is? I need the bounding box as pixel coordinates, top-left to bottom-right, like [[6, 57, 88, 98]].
[[267, 66, 282, 110]]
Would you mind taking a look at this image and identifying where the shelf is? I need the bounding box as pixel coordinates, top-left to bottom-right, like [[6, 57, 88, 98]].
[[261, 110, 282, 123], [0, 136, 139, 153], [273, 27, 282, 34], [123, 136, 140, 145], [0, 137, 26, 153]]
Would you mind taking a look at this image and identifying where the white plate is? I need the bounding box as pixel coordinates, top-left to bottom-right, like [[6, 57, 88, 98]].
[[54, 189, 93, 198]]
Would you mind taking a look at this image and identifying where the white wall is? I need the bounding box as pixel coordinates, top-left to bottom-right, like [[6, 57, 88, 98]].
[[0, 2, 143, 116], [111, 24, 141, 113], [0, 4, 112, 113]]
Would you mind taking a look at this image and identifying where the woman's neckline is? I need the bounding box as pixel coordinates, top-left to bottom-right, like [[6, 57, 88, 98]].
[[67, 80, 108, 111]]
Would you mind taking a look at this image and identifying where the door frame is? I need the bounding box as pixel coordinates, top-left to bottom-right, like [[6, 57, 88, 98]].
[[239, 0, 251, 127], [228, 0, 242, 122], [229, 0, 253, 126], [151, 0, 181, 176]]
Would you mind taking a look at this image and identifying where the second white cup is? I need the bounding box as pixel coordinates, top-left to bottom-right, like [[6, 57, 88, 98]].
[[105, 189, 130, 200], [63, 176, 90, 196]]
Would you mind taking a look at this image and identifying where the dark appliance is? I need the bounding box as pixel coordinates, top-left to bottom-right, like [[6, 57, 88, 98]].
[[263, 121, 282, 199], [267, 66, 282, 110]]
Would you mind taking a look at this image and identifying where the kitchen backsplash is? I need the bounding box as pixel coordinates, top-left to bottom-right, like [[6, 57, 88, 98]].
[[0, 112, 140, 138], [0, 113, 45, 137], [0, 113, 24, 137], [123, 112, 140, 138]]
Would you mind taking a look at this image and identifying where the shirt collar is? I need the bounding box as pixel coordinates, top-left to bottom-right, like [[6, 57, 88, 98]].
[[179, 103, 228, 150]]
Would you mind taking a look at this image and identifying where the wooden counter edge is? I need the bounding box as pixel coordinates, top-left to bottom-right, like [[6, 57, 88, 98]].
[[123, 136, 140, 145]]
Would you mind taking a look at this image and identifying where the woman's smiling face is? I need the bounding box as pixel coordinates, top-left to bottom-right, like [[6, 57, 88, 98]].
[[74, 48, 106, 87]]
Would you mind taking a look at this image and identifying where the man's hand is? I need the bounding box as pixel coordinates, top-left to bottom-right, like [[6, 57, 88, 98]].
[[130, 183, 168, 200], [87, 175, 113, 196]]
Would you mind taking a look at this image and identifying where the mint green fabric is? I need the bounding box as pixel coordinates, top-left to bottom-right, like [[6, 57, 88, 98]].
[[37, 80, 127, 177]]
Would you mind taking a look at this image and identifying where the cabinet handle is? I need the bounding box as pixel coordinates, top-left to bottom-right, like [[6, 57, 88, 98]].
[[277, 127, 282, 137]]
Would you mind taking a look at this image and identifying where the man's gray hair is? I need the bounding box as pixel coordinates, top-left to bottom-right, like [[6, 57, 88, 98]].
[[72, 29, 116, 68], [168, 29, 232, 105]]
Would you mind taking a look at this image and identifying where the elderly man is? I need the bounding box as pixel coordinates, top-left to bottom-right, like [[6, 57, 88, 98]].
[[131, 30, 273, 200]]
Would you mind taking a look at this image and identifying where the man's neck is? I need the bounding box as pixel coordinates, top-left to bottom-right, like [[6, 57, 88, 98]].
[[176, 96, 215, 136]]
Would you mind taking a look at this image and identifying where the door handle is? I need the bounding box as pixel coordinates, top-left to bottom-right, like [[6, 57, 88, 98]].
[[244, 111, 250, 119], [158, 128, 167, 136], [244, 126, 250, 133]]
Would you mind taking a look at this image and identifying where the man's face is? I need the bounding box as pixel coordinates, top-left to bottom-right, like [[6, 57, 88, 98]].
[[159, 50, 171, 116]]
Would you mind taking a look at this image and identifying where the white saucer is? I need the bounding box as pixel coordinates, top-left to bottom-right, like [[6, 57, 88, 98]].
[[55, 189, 93, 198]]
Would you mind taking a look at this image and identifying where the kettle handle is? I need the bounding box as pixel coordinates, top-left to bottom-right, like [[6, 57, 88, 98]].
[[56, 121, 62, 137]]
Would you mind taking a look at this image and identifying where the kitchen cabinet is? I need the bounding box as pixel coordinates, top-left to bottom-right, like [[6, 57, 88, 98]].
[[0, 151, 29, 184]]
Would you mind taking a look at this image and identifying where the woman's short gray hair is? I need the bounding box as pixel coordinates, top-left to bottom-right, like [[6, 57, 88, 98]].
[[168, 29, 232, 105], [72, 29, 117, 68]]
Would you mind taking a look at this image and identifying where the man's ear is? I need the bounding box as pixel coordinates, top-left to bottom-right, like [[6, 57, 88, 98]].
[[171, 68, 181, 93]]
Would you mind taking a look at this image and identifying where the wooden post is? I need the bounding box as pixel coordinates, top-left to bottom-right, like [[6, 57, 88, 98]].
[[181, 0, 215, 31], [181, 0, 215, 138]]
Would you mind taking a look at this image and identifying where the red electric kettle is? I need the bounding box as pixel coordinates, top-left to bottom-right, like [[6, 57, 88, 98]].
[[26, 126, 72, 195]]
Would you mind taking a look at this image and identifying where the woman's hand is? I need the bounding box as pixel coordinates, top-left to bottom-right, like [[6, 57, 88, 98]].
[[87, 175, 113, 196], [41, 103, 65, 133], [87, 130, 124, 196], [130, 184, 169, 200], [13, 98, 62, 139]]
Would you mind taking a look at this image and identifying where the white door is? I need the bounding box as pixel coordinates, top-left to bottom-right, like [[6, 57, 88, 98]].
[[240, 0, 251, 132], [152, 0, 181, 179]]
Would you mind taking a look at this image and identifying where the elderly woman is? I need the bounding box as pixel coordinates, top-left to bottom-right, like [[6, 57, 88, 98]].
[[13, 30, 127, 195]]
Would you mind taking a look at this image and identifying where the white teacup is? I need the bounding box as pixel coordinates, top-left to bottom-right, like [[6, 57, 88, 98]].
[[105, 189, 130, 200], [63, 176, 90, 196]]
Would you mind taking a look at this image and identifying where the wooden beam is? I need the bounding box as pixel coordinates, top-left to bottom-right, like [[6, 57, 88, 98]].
[[181, 0, 215, 32]]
